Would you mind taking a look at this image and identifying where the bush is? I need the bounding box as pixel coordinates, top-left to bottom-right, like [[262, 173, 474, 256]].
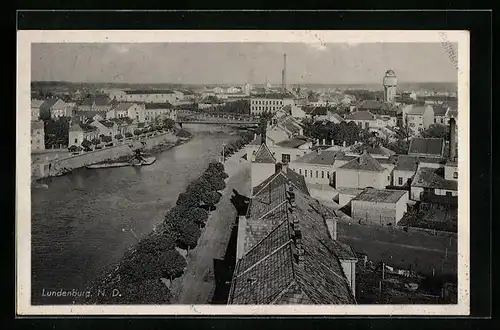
[[176, 128, 191, 138], [133, 129, 142, 136], [91, 138, 101, 146], [162, 249, 187, 280], [162, 118, 176, 130], [81, 139, 92, 149], [125, 132, 133, 138], [114, 134, 123, 140], [68, 145, 79, 152], [176, 191, 199, 208]]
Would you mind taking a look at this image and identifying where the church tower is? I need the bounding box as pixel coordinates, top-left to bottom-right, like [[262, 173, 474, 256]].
[[383, 69, 397, 103]]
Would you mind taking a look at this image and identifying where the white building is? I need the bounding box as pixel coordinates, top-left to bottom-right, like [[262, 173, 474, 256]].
[[403, 105, 435, 135], [31, 120, 45, 151], [106, 103, 146, 123], [250, 92, 295, 115], [410, 166, 458, 201], [117, 90, 179, 104], [351, 188, 409, 226], [335, 151, 393, 190], [144, 103, 177, 122]]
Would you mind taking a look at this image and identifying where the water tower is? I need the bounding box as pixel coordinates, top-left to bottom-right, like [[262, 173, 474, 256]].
[[383, 69, 397, 103]]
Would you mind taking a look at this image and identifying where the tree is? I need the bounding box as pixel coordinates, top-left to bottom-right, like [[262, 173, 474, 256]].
[[91, 138, 101, 146], [136, 233, 176, 255], [119, 251, 166, 283], [133, 129, 142, 136], [177, 221, 201, 251], [68, 145, 79, 152], [386, 138, 410, 155], [183, 207, 209, 227], [81, 139, 92, 149], [44, 117, 71, 148], [421, 124, 448, 139], [115, 134, 123, 140], [162, 249, 187, 281], [162, 118, 176, 130], [203, 191, 222, 208], [125, 132, 133, 138], [176, 191, 200, 208]]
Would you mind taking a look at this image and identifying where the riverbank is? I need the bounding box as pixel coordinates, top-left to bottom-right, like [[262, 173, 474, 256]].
[[169, 146, 250, 303], [33, 132, 193, 181]]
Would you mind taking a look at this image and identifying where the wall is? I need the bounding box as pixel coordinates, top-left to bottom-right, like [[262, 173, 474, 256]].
[[393, 169, 415, 187], [410, 186, 424, 201], [407, 114, 424, 135], [351, 200, 398, 226], [289, 163, 333, 185], [340, 260, 356, 297], [335, 169, 385, 190], [434, 189, 458, 197], [339, 192, 360, 208], [269, 146, 310, 164], [251, 163, 276, 189], [444, 164, 458, 181], [423, 106, 435, 129], [68, 130, 84, 147], [31, 128, 45, 151], [395, 192, 409, 223]]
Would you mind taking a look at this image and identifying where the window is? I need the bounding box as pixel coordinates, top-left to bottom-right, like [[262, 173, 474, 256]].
[[304, 170, 307, 177], [453, 171, 458, 179], [75, 138, 78, 143], [316, 171, 318, 178], [321, 171, 324, 179], [281, 154, 291, 164], [446, 191, 452, 197], [327, 172, 330, 179], [299, 169, 302, 175], [398, 177, 403, 185], [365, 122, 369, 129]]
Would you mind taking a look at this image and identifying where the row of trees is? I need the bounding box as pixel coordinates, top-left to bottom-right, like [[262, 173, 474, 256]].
[[220, 131, 254, 160], [302, 119, 365, 146], [89, 161, 228, 304]]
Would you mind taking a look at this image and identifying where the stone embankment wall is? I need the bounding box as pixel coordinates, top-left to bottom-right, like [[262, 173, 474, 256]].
[[32, 133, 179, 179]]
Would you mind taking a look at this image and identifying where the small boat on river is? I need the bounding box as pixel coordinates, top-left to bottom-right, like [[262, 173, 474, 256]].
[[86, 148, 156, 169]]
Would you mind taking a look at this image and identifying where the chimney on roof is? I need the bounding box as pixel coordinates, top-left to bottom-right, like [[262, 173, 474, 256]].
[[331, 139, 334, 146], [322, 138, 326, 145], [275, 162, 283, 174]]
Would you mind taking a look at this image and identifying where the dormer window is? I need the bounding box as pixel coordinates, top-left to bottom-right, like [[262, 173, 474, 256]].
[[453, 171, 458, 179]]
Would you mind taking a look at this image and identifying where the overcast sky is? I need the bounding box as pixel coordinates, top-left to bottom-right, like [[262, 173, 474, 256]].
[[31, 42, 458, 85]]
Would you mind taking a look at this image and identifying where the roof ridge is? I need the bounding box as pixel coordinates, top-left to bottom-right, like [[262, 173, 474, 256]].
[[252, 172, 281, 197]]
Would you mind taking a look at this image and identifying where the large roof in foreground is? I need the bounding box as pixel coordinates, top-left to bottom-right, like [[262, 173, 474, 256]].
[[229, 171, 356, 305]]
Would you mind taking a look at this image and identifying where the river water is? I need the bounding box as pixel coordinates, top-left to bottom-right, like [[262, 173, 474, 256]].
[[31, 124, 239, 305]]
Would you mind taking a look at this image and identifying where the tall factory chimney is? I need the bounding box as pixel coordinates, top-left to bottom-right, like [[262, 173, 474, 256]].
[[449, 118, 457, 161], [282, 53, 287, 93]]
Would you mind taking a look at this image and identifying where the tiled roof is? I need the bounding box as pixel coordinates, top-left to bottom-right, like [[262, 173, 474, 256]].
[[408, 138, 444, 157], [124, 89, 174, 95], [330, 113, 344, 122], [93, 96, 112, 106], [228, 179, 356, 305], [144, 102, 174, 109], [99, 120, 115, 128], [355, 100, 394, 112], [114, 102, 136, 111], [346, 111, 376, 121], [411, 167, 458, 190], [275, 137, 309, 149], [252, 92, 295, 99], [31, 120, 44, 130], [338, 152, 385, 172], [302, 106, 329, 116], [394, 155, 419, 172], [294, 150, 342, 165], [74, 109, 108, 119], [354, 144, 396, 157], [109, 117, 134, 125], [352, 188, 407, 203], [407, 106, 428, 116], [40, 98, 60, 111], [276, 115, 303, 135], [254, 143, 276, 164], [433, 105, 448, 116]]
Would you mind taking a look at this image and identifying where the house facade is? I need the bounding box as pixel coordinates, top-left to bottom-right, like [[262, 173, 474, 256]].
[[404, 105, 435, 135], [68, 123, 99, 147], [351, 188, 409, 226], [31, 120, 45, 151], [40, 98, 72, 119], [31, 99, 44, 121], [90, 120, 118, 138], [250, 92, 295, 115], [106, 102, 146, 123], [144, 103, 177, 122], [410, 166, 458, 201], [335, 152, 392, 190]]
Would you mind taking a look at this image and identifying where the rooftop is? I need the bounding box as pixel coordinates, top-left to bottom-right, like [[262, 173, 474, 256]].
[[352, 188, 407, 203], [124, 89, 174, 95], [345, 111, 376, 121], [433, 105, 448, 116], [229, 174, 356, 305], [411, 167, 458, 190], [355, 100, 395, 113], [293, 150, 343, 166], [31, 99, 45, 108], [338, 152, 385, 172], [394, 155, 419, 172], [302, 106, 329, 116], [98, 120, 115, 128], [407, 106, 431, 116], [144, 102, 174, 109], [253, 143, 276, 164], [252, 92, 295, 99], [275, 137, 310, 149], [408, 138, 444, 157], [113, 102, 136, 111]]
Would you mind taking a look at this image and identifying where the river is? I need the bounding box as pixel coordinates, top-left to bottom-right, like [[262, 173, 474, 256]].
[[31, 124, 240, 305]]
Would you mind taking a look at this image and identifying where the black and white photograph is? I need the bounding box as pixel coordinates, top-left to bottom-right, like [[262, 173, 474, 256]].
[[17, 30, 470, 315]]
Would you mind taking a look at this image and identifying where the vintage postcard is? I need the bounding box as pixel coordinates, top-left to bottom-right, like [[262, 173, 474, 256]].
[[17, 30, 470, 315]]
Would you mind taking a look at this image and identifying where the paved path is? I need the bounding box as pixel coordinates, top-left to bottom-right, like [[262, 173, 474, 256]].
[[170, 148, 250, 304]]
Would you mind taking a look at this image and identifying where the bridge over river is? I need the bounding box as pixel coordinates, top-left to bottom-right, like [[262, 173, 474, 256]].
[[177, 112, 259, 128]]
